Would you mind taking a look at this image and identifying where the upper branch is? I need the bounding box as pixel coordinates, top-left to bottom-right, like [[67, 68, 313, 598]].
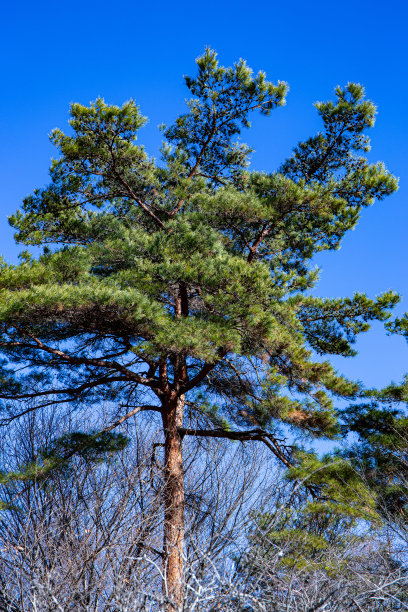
[[180, 349, 228, 395]]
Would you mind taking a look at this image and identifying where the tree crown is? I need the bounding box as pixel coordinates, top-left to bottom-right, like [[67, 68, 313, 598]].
[[0, 49, 400, 467]]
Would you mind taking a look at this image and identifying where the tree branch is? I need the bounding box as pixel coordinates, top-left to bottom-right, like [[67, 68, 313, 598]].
[[180, 349, 228, 394], [0, 375, 129, 401], [6, 332, 158, 389], [178, 427, 294, 469]]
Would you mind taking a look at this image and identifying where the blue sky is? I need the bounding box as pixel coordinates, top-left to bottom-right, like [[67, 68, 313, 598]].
[[0, 0, 407, 390]]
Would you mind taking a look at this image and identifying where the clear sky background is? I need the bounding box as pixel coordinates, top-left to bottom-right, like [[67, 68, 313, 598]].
[[0, 0, 407, 393]]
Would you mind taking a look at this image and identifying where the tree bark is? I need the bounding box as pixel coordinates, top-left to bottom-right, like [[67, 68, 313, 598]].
[[162, 394, 185, 611]]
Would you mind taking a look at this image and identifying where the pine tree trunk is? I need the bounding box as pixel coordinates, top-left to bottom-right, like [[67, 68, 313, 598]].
[[162, 394, 185, 611]]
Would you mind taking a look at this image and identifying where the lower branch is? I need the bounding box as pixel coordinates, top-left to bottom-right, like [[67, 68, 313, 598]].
[[178, 427, 294, 469]]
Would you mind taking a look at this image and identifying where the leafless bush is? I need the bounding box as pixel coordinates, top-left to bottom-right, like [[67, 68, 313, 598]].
[[236, 526, 408, 610], [0, 408, 166, 610], [1, 406, 408, 611], [0, 407, 281, 610]]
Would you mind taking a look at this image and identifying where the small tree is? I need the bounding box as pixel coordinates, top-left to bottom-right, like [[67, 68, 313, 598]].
[[0, 49, 399, 609], [236, 501, 408, 610]]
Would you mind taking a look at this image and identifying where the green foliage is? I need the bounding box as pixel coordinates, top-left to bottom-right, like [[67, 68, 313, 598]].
[[165, 48, 288, 185], [246, 503, 363, 575], [0, 49, 401, 486], [341, 396, 408, 521], [0, 431, 129, 488], [287, 451, 378, 522], [387, 313, 408, 340], [42, 430, 130, 461], [238, 451, 378, 586]]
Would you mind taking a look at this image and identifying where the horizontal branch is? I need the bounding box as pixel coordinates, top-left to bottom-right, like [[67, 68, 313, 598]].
[[178, 427, 294, 469], [179, 426, 265, 441], [5, 331, 159, 390], [0, 375, 129, 401]]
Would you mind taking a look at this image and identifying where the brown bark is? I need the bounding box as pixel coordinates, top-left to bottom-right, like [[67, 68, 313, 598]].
[[162, 394, 185, 611], [160, 283, 188, 609]]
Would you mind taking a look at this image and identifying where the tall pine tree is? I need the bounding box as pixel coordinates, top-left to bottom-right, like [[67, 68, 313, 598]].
[[0, 50, 399, 609]]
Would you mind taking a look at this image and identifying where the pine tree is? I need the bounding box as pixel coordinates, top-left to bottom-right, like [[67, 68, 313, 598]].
[[341, 377, 408, 522], [0, 49, 400, 609]]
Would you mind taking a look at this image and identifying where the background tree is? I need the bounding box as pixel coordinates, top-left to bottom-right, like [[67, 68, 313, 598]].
[[341, 377, 408, 527], [235, 492, 408, 610], [0, 49, 399, 609]]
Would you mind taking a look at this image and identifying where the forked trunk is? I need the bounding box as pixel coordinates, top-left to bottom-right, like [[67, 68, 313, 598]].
[[162, 394, 185, 611]]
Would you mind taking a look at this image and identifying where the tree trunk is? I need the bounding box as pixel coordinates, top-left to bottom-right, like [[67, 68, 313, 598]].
[[162, 394, 185, 611]]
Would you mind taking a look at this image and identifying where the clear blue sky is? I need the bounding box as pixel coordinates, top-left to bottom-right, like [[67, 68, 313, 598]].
[[0, 0, 407, 390]]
